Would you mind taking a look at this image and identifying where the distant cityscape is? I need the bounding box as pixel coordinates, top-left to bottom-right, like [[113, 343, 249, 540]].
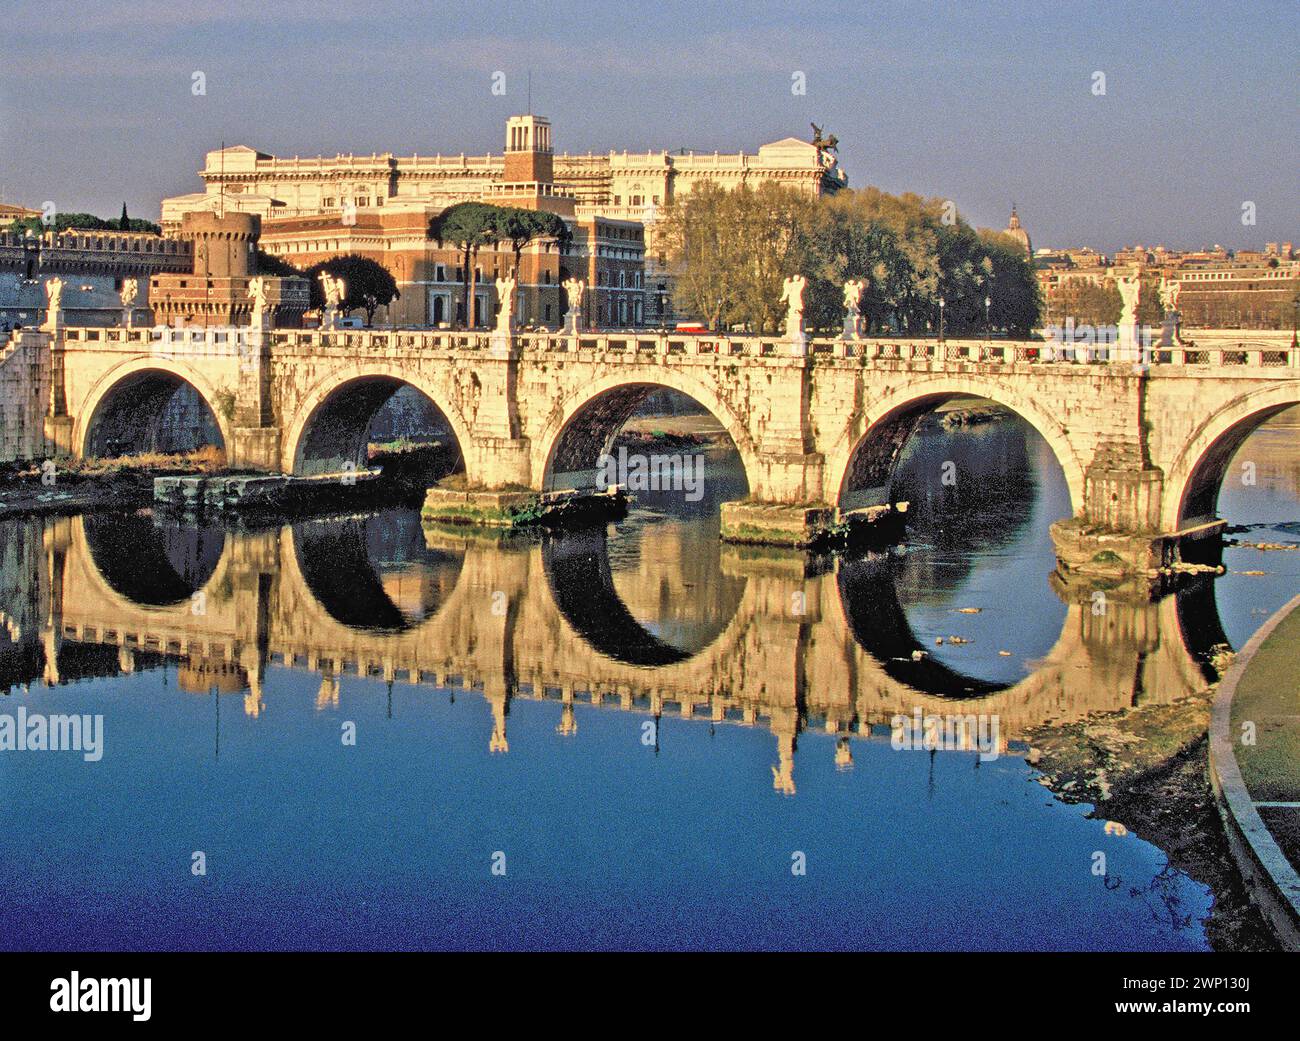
[[0, 113, 1295, 332]]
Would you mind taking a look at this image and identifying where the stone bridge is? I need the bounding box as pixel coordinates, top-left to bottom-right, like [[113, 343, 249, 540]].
[[22, 513, 1225, 794], [11, 323, 1300, 563]]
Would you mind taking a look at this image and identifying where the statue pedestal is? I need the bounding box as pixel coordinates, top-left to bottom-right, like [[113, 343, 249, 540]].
[[489, 331, 513, 358], [41, 311, 64, 333], [1116, 321, 1141, 362], [563, 314, 580, 336], [1159, 311, 1181, 348], [785, 331, 808, 357], [842, 315, 863, 339]]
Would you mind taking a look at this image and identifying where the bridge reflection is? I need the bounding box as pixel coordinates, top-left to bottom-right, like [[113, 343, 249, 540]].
[[0, 508, 1228, 794]]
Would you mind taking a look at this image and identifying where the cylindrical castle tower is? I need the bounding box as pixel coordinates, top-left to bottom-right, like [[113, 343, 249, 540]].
[[176, 211, 261, 278]]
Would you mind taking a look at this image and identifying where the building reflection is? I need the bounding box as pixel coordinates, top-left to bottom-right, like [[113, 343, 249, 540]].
[[0, 508, 1231, 796]]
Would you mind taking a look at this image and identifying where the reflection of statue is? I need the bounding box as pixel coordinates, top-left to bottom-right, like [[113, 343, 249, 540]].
[[247, 277, 271, 328], [1158, 276, 1181, 313], [494, 273, 517, 333], [780, 275, 806, 340], [562, 277, 585, 333], [42, 277, 64, 330]]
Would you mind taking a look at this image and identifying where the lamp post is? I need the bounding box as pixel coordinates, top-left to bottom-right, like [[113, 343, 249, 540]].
[[938, 296, 946, 343], [984, 294, 991, 335]]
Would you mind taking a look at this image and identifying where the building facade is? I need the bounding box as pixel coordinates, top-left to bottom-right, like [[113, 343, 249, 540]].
[[0, 227, 192, 330], [1036, 240, 1299, 330], [161, 115, 846, 329]]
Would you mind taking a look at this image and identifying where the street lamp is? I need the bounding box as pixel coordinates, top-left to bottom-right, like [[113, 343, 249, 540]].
[[938, 296, 946, 342], [984, 295, 992, 335]]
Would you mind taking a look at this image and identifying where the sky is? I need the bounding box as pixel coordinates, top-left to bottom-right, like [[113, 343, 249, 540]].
[[1, 0, 1296, 252]]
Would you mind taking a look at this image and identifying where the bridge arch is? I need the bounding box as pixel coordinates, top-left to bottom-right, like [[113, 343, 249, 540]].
[[282, 365, 471, 477], [1161, 383, 1300, 532], [534, 369, 758, 494], [826, 378, 1086, 514], [77, 358, 231, 460]]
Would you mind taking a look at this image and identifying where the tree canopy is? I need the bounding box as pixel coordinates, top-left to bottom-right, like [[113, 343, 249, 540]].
[[303, 254, 399, 324], [8, 211, 162, 236], [427, 202, 568, 327], [658, 184, 1043, 336]]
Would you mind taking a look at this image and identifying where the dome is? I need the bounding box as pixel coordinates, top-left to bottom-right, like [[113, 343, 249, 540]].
[[1003, 205, 1031, 257]]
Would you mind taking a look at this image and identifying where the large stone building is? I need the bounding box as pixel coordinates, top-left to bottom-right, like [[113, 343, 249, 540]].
[[160, 115, 846, 329], [161, 116, 846, 229], [0, 226, 192, 330]]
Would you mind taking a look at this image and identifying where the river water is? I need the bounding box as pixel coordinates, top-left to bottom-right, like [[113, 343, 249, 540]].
[[0, 410, 1296, 951]]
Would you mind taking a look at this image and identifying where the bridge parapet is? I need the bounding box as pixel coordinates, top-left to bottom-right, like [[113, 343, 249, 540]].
[[40, 324, 1300, 370]]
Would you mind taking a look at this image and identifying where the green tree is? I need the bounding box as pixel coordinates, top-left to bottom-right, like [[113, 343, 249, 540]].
[[428, 202, 501, 328], [1048, 278, 1120, 328], [303, 254, 399, 325], [495, 207, 569, 277], [255, 249, 302, 278], [8, 211, 161, 236]]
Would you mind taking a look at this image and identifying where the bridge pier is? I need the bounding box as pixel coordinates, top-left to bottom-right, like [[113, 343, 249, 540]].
[[1051, 451, 1225, 591]]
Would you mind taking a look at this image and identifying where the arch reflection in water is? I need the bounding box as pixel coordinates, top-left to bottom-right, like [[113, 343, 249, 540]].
[[542, 526, 745, 667], [837, 554, 1009, 697], [82, 513, 225, 606], [292, 512, 464, 633], [25, 504, 1241, 797]]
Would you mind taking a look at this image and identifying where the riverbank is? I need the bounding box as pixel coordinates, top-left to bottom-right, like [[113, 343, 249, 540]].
[[0, 448, 224, 519], [1025, 682, 1281, 951]]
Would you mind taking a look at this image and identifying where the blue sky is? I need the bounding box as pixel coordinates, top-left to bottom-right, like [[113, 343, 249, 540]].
[[1, 0, 1295, 251]]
